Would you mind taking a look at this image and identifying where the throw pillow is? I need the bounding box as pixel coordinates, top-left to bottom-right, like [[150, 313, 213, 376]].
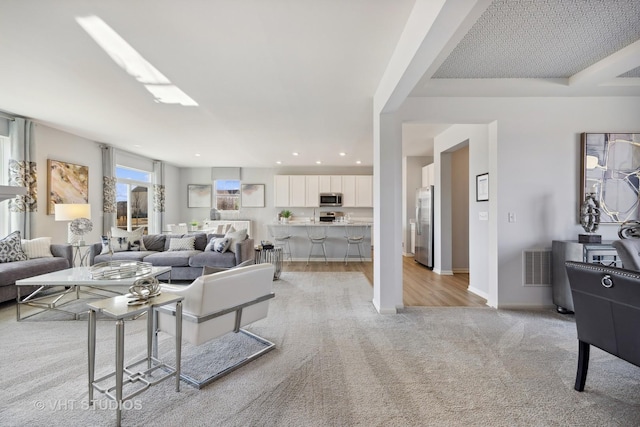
[[224, 228, 247, 254], [99, 236, 133, 254], [167, 236, 195, 251], [21, 237, 53, 259], [143, 234, 166, 252], [111, 227, 147, 251], [205, 237, 231, 253], [0, 231, 28, 263]]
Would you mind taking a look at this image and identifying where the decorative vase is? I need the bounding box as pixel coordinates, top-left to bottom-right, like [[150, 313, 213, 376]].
[[578, 193, 601, 243], [281, 217, 289, 224]]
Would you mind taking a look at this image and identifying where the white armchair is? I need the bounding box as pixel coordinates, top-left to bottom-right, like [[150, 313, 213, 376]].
[[155, 263, 275, 388]]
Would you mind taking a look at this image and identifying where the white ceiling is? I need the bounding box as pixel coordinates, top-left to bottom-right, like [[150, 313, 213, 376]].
[[1, 0, 639, 167]]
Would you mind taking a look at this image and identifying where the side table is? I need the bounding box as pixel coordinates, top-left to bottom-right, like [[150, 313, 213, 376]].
[[87, 293, 183, 427], [72, 243, 91, 267], [255, 246, 283, 280]]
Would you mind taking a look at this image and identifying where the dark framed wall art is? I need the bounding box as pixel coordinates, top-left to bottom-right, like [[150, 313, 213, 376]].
[[581, 132, 640, 223], [476, 173, 489, 202], [47, 159, 89, 214]]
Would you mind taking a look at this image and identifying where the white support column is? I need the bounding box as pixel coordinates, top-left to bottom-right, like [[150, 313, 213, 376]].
[[373, 112, 404, 314]]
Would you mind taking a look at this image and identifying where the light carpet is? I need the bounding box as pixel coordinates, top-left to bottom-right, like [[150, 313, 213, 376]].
[[0, 272, 639, 426]]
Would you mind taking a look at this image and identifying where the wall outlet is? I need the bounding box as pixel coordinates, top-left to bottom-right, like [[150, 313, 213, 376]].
[[508, 212, 516, 223]]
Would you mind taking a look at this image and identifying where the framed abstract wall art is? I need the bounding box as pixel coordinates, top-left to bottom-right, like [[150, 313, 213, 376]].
[[580, 132, 640, 223], [187, 184, 212, 208], [47, 159, 89, 215], [241, 184, 265, 207]]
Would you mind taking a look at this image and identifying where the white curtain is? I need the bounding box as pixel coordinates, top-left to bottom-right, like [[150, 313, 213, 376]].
[[152, 160, 165, 234], [8, 118, 36, 239], [101, 145, 116, 234]]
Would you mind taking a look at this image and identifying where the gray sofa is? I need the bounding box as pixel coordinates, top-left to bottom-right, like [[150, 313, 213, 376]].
[[88, 232, 255, 281], [0, 244, 73, 304]]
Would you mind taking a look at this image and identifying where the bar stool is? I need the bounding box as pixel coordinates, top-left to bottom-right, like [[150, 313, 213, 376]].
[[267, 224, 292, 262], [306, 225, 328, 265], [344, 224, 368, 264]]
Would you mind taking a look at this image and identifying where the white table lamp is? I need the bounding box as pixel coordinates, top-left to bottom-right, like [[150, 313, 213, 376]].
[[55, 204, 92, 245]]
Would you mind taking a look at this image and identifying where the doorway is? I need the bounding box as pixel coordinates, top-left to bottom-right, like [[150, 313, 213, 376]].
[[402, 143, 483, 306]]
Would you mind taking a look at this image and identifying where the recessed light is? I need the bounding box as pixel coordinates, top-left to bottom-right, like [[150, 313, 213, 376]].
[[292, 152, 299, 156], [276, 161, 282, 164], [195, 153, 201, 157], [133, 144, 141, 148], [356, 160, 362, 164], [316, 161, 322, 164], [339, 152, 346, 156]]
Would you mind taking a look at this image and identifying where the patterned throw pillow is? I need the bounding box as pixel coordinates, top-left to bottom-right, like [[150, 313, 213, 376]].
[[111, 227, 146, 251], [167, 236, 196, 251], [205, 237, 231, 253], [99, 236, 133, 254], [0, 231, 28, 263], [21, 237, 53, 259]]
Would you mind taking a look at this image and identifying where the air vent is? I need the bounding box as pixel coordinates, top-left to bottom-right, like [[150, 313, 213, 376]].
[[523, 249, 551, 286]]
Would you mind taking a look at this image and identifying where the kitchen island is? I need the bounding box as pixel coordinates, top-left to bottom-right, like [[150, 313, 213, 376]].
[[266, 221, 372, 262]]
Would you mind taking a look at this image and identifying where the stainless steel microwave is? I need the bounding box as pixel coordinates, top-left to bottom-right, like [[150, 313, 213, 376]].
[[319, 193, 343, 207]]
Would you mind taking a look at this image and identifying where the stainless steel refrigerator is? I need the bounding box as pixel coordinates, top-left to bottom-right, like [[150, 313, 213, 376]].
[[415, 186, 434, 268]]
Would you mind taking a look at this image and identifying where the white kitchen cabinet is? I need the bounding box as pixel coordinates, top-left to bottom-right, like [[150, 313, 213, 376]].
[[319, 176, 330, 193], [330, 176, 342, 193], [274, 175, 290, 207], [319, 175, 342, 193], [275, 174, 371, 208], [342, 175, 356, 207], [305, 175, 319, 207], [289, 175, 306, 207], [355, 175, 373, 207]]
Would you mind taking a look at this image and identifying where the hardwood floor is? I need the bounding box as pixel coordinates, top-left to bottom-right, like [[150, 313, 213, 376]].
[[280, 255, 487, 307]]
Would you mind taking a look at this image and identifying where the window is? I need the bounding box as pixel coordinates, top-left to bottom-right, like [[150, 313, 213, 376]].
[[116, 166, 151, 233], [214, 180, 240, 211]]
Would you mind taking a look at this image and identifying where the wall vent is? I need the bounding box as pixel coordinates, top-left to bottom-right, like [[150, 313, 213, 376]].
[[523, 249, 551, 286]]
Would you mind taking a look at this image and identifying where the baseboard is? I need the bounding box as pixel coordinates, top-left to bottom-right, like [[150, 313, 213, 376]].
[[452, 268, 469, 274], [433, 268, 454, 275], [403, 252, 414, 257]]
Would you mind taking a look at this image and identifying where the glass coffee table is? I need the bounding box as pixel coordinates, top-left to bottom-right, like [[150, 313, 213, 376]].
[[15, 266, 172, 321]]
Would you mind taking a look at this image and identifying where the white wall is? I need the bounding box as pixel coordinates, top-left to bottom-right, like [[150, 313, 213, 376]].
[[405, 96, 640, 308], [451, 145, 469, 272], [33, 124, 102, 244]]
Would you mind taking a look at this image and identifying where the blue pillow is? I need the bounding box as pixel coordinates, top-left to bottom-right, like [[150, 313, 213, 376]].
[[206, 237, 231, 253]]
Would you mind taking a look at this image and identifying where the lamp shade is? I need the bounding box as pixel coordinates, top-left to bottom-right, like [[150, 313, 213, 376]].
[[54, 204, 91, 221]]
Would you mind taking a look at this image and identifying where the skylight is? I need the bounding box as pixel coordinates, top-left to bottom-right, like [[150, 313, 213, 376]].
[[76, 15, 198, 106]]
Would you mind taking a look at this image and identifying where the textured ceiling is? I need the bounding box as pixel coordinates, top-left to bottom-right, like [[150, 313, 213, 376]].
[[433, 0, 640, 79], [620, 66, 640, 78]]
